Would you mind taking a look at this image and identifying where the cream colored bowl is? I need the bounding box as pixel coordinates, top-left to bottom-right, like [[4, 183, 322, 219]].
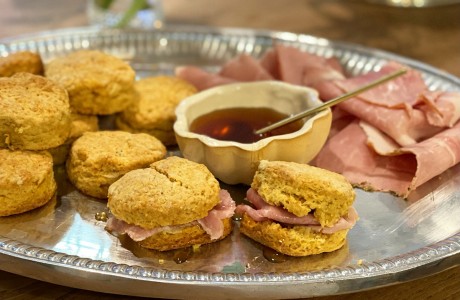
[[174, 81, 332, 185]]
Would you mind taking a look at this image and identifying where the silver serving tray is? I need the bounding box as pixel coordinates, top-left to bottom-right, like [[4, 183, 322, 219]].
[[0, 26, 459, 300]]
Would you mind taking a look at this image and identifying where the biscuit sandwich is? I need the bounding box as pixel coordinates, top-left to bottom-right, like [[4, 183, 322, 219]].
[[105, 156, 236, 251], [236, 160, 358, 256]]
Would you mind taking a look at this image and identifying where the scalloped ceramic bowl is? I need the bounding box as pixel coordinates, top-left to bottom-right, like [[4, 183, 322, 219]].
[[174, 81, 332, 185]]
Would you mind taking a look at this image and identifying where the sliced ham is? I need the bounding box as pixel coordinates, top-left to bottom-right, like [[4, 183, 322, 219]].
[[318, 62, 460, 146], [198, 189, 236, 240], [260, 44, 346, 86], [236, 188, 320, 225], [313, 120, 460, 198], [236, 188, 358, 234], [334, 62, 428, 109], [175, 44, 345, 92], [175, 66, 237, 90], [105, 189, 236, 242], [218, 54, 274, 81]]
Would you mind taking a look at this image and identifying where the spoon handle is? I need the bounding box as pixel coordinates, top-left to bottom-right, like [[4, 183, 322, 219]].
[[255, 68, 407, 135]]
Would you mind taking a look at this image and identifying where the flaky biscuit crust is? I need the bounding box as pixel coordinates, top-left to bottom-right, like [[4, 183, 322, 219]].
[[138, 218, 233, 251], [45, 50, 136, 115], [252, 160, 355, 227], [108, 156, 220, 229], [66, 131, 166, 199], [0, 73, 71, 150], [0, 149, 56, 216], [239, 213, 348, 256]]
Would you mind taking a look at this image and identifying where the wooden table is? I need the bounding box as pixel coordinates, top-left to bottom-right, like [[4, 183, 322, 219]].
[[0, 0, 459, 299]]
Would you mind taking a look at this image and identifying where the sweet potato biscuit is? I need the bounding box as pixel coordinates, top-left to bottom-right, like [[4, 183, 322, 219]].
[[138, 218, 233, 251], [0, 51, 44, 77], [67, 131, 166, 199], [108, 156, 220, 229], [116, 76, 197, 145], [252, 160, 355, 227], [0, 149, 56, 216], [45, 50, 136, 115], [0, 72, 71, 150], [239, 214, 348, 256], [48, 112, 99, 165]]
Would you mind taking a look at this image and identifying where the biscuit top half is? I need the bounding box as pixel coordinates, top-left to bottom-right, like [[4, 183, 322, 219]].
[[251, 160, 355, 227], [0, 72, 69, 116], [108, 156, 221, 229]]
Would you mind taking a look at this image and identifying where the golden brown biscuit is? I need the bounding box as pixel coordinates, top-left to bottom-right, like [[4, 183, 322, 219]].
[[0, 72, 71, 150], [252, 160, 355, 227], [239, 214, 349, 257], [108, 156, 220, 228], [45, 50, 136, 115], [48, 112, 99, 165], [66, 131, 166, 199], [0, 149, 56, 216], [116, 76, 197, 145], [0, 51, 44, 77]]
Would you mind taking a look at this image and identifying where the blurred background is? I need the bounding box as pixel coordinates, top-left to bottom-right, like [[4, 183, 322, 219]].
[[0, 0, 459, 76]]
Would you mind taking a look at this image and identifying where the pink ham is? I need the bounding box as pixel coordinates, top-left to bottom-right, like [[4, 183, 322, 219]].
[[175, 44, 345, 91], [175, 66, 237, 90], [198, 189, 236, 240], [318, 63, 460, 146], [218, 54, 274, 81], [236, 188, 358, 234], [259, 44, 346, 85], [334, 62, 428, 108], [236, 188, 320, 225], [105, 189, 236, 242], [313, 120, 460, 198], [105, 217, 178, 242]]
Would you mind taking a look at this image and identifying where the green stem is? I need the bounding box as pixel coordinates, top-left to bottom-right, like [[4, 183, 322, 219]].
[[115, 0, 148, 28]]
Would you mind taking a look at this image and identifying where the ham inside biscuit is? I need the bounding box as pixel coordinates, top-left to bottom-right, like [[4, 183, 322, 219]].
[[236, 188, 358, 234], [106, 189, 235, 241]]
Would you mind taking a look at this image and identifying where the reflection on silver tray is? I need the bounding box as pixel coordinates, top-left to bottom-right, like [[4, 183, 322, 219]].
[[0, 25, 460, 300]]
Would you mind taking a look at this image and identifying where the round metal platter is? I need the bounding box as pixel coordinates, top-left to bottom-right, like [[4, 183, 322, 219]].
[[0, 25, 459, 300]]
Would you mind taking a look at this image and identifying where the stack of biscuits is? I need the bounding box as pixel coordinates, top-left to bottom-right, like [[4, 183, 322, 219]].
[[0, 52, 69, 216], [0, 49, 198, 217]]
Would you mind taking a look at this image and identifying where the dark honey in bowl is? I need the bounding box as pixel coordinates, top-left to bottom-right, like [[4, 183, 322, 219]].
[[189, 107, 304, 143]]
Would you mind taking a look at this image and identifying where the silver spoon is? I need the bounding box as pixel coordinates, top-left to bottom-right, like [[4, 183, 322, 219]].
[[255, 68, 407, 135]]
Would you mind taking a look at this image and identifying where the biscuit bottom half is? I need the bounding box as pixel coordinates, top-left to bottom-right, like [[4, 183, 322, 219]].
[[239, 214, 348, 257], [138, 218, 233, 251]]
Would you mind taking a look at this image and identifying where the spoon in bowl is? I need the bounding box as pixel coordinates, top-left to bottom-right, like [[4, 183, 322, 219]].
[[255, 68, 407, 135]]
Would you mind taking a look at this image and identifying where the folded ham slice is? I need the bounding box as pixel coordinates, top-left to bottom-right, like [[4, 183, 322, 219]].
[[314, 120, 460, 198], [235, 188, 358, 234], [105, 189, 236, 242], [175, 44, 345, 91], [318, 62, 460, 146]]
